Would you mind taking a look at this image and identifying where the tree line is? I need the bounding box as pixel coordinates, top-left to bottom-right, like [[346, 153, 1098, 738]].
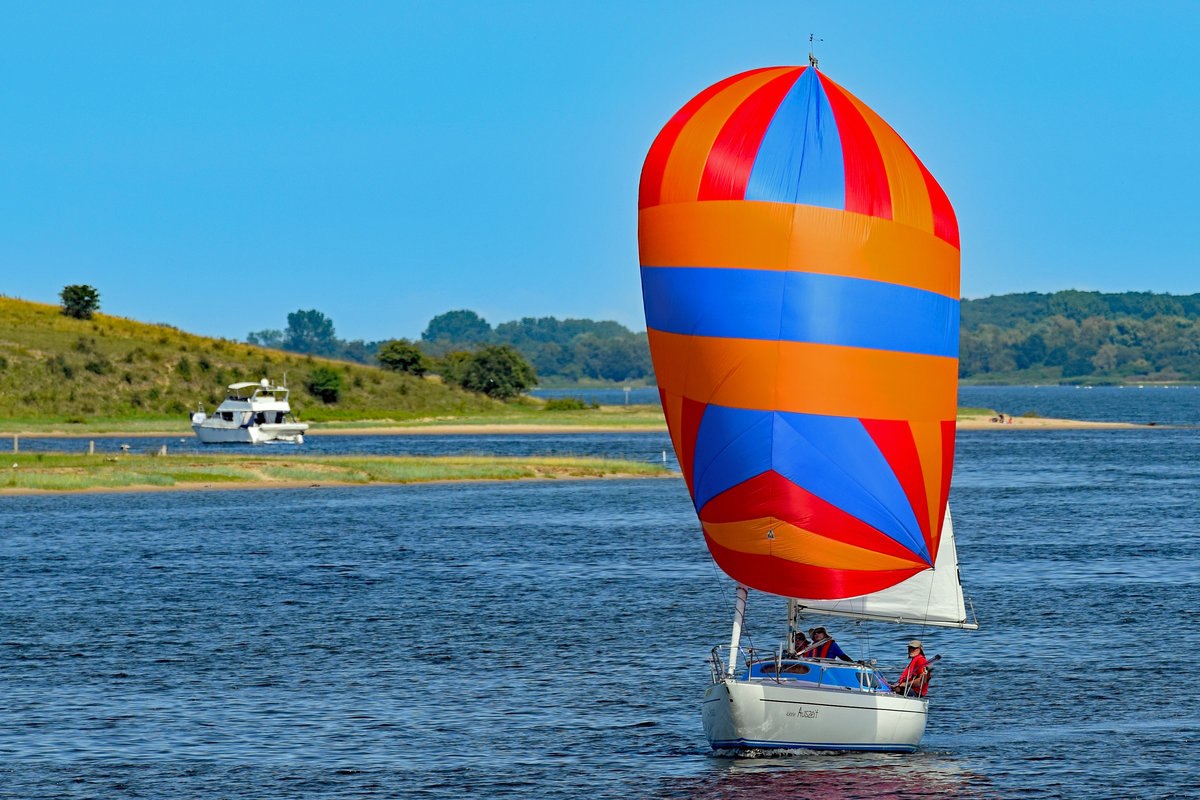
[[960, 290, 1200, 382], [247, 308, 653, 392]]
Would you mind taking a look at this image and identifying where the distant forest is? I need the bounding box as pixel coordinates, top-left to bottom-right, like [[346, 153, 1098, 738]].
[[959, 290, 1200, 383], [247, 290, 1200, 386], [248, 309, 654, 384]]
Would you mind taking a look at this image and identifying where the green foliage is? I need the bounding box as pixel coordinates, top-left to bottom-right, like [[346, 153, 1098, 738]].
[[543, 397, 592, 411], [459, 345, 537, 399], [377, 339, 428, 375], [60, 285, 101, 320], [284, 310, 339, 355], [960, 291, 1200, 383], [246, 329, 283, 348], [306, 366, 344, 403], [432, 350, 474, 385], [422, 309, 493, 347]]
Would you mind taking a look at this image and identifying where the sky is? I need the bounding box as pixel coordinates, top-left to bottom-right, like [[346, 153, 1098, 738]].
[[3, 2, 1199, 343]]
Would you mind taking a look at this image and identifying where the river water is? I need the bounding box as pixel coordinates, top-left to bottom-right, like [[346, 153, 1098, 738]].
[[1, 408, 1198, 797]]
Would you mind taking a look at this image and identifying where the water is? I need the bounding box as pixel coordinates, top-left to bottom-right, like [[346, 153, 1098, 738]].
[[532, 383, 1200, 427], [530, 387, 661, 406], [2, 425, 1199, 797], [959, 384, 1200, 426], [11, 431, 679, 470]]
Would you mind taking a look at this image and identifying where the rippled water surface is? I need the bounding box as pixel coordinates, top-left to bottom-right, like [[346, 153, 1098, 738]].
[[2, 424, 1199, 798]]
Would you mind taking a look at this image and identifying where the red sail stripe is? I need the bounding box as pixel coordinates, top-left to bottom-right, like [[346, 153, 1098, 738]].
[[936, 418, 956, 553], [916, 157, 960, 248], [705, 532, 926, 599], [818, 72, 892, 220], [679, 395, 707, 495], [698, 470, 927, 563], [860, 418, 931, 546], [638, 68, 778, 210], [697, 68, 803, 201]]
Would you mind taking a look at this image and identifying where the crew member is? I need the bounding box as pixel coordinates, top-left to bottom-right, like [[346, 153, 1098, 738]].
[[808, 626, 853, 662], [896, 640, 930, 697]]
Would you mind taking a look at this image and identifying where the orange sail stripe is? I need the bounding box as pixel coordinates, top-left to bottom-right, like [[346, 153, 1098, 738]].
[[657, 68, 795, 207], [704, 532, 927, 599], [648, 330, 958, 421], [699, 470, 929, 563], [910, 419, 949, 556], [826, 76, 934, 235], [703, 518, 928, 572], [638, 201, 960, 298]]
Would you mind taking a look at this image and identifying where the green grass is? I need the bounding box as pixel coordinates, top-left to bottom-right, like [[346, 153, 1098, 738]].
[[0, 452, 671, 492], [0, 297, 497, 421]]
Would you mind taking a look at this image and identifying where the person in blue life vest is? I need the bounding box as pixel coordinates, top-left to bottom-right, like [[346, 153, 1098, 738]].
[[807, 626, 853, 662], [895, 640, 930, 697]]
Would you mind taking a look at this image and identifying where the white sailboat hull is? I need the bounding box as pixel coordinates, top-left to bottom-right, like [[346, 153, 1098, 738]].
[[703, 678, 927, 752]]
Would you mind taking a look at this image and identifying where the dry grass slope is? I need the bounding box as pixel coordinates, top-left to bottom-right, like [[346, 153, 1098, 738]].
[[0, 297, 498, 422]]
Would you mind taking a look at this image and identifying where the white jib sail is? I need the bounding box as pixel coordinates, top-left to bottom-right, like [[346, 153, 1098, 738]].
[[794, 507, 977, 629]]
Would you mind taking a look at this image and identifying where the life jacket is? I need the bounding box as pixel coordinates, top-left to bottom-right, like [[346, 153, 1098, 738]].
[[812, 640, 833, 659]]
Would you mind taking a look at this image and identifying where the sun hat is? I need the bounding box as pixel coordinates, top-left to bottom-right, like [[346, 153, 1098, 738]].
[[908, 640, 923, 649]]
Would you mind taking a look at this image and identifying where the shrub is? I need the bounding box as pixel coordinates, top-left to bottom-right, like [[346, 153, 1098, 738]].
[[460, 345, 536, 400], [377, 339, 429, 376], [543, 397, 588, 411], [306, 366, 344, 403]]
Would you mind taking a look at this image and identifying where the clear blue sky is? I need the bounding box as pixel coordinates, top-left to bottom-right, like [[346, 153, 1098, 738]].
[[3, 2, 1198, 343]]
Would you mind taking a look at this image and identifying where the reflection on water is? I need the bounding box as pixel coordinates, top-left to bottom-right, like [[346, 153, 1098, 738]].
[[655, 756, 991, 799]]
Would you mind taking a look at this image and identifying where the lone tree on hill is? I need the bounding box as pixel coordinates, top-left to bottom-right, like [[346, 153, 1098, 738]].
[[60, 285, 101, 320], [377, 339, 428, 376], [460, 345, 536, 400]]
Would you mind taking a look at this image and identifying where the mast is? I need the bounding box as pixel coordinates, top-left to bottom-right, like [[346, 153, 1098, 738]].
[[725, 584, 748, 677]]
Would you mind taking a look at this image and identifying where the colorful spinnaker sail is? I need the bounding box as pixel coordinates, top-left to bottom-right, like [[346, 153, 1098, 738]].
[[640, 66, 962, 609]]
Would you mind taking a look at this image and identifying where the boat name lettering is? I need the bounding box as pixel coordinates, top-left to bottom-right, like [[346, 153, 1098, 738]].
[[784, 708, 818, 719]]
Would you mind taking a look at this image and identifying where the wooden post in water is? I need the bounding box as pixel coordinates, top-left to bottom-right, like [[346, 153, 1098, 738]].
[[88, 441, 95, 455], [11, 435, 17, 454]]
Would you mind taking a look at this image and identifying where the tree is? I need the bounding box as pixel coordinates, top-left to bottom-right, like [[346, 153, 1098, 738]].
[[247, 329, 284, 348], [306, 366, 344, 403], [60, 285, 101, 320], [284, 310, 339, 355], [460, 345, 536, 399], [422, 309, 492, 344], [377, 339, 428, 375]]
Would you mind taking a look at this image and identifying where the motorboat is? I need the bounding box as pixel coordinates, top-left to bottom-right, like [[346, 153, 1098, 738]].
[[191, 379, 308, 444]]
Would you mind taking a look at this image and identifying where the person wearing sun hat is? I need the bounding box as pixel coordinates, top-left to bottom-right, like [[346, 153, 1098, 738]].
[[895, 639, 930, 697]]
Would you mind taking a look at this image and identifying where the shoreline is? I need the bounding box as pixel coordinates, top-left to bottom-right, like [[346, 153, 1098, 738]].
[[0, 416, 1157, 438]]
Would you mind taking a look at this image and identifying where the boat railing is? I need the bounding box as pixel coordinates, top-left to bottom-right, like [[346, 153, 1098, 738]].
[[708, 644, 892, 692]]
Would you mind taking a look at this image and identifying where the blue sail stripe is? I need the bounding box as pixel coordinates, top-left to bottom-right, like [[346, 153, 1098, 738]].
[[641, 266, 959, 358], [692, 406, 930, 562], [745, 67, 845, 208]]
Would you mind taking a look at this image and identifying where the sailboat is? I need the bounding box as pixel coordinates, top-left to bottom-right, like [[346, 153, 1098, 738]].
[[638, 62, 976, 752]]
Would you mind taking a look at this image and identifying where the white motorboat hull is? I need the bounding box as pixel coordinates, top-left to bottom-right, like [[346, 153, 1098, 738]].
[[191, 422, 307, 444], [703, 678, 927, 752]]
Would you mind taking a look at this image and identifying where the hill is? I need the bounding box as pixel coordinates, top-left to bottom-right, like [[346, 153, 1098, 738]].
[[0, 297, 496, 422], [959, 290, 1200, 383]]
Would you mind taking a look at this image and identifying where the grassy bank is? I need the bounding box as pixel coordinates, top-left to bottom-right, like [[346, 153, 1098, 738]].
[[0, 452, 672, 493], [0, 404, 669, 436], [0, 297, 496, 420]]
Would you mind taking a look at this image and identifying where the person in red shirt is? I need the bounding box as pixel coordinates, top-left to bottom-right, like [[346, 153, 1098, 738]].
[[895, 640, 930, 697]]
